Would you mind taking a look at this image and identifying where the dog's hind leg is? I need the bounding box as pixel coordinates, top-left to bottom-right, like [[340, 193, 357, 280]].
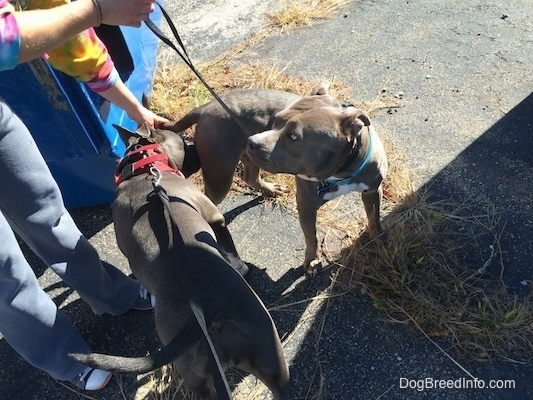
[[174, 356, 217, 400], [196, 120, 242, 205], [213, 319, 290, 400], [203, 169, 235, 206]]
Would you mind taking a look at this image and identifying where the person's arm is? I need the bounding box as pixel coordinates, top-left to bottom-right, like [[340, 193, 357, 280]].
[[3, 0, 154, 64], [13, 0, 98, 63], [99, 80, 167, 127], [1, 0, 165, 127]]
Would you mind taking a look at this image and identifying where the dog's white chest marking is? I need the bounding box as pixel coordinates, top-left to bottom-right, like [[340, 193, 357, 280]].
[[322, 182, 369, 200]]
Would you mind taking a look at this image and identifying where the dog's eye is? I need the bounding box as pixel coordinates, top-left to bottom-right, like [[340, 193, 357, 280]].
[[286, 127, 303, 141], [284, 121, 301, 142], [288, 131, 298, 141]]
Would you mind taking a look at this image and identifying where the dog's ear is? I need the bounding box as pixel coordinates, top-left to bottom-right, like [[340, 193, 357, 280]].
[[353, 109, 371, 127], [136, 122, 155, 139], [341, 109, 371, 140], [309, 80, 330, 95], [113, 124, 140, 146]]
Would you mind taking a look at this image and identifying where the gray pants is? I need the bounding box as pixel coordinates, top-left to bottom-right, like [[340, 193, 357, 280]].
[[0, 99, 140, 380]]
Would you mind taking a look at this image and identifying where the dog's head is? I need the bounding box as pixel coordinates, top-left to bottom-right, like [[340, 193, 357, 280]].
[[114, 123, 200, 177], [246, 106, 371, 180]]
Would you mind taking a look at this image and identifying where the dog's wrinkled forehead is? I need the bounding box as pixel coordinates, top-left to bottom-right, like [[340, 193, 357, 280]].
[[278, 106, 371, 148], [274, 94, 342, 129]]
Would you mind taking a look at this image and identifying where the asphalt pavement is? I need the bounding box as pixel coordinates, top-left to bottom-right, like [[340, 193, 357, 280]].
[[1, 0, 531, 399]]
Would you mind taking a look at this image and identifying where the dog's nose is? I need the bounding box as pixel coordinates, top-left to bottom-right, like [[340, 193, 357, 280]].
[[247, 136, 259, 150]]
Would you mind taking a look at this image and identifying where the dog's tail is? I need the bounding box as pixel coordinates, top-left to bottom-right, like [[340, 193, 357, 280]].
[[70, 317, 201, 374], [161, 105, 205, 134], [160, 107, 206, 177]]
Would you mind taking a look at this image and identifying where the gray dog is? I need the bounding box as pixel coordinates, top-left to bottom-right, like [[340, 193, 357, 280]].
[[72, 124, 289, 400], [163, 83, 388, 275]]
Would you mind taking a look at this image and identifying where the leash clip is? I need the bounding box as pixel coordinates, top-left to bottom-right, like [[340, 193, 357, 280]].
[[150, 165, 163, 188], [150, 166, 171, 203]]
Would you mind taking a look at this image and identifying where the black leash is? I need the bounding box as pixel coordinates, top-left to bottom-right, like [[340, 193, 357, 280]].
[[145, 3, 253, 137], [150, 173, 232, 400]]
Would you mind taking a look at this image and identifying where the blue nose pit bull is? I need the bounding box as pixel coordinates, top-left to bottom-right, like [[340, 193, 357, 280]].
[[72, 124, 289, 400], [247, 102, 388, 275]]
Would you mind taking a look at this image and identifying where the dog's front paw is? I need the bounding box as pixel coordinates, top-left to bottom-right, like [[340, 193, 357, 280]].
[[304, 259, 323, 277]]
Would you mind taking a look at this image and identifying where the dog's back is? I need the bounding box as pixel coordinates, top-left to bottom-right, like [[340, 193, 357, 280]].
[[162, 89, 301, 204]]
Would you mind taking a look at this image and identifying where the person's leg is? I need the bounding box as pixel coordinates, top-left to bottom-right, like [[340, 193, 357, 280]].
[[0, 209, 90, 380], [0, 99, 140, 316], [0, 99, 143, 384]]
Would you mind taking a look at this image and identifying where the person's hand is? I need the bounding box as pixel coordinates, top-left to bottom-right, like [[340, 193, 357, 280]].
[[128, 105, 169, 128], [96, 0, 155, 27]]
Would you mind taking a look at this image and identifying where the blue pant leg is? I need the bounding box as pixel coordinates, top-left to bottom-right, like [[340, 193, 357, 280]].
[[0, 210, 90, 380], [0, 100, 139, 379]]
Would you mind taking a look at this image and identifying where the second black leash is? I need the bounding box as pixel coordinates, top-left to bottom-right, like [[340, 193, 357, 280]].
[[145, 2, 253, 137]]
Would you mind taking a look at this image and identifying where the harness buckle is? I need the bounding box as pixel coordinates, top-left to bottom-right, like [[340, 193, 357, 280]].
[[317, 181, 330, 196], [121, 163, 135, 182]]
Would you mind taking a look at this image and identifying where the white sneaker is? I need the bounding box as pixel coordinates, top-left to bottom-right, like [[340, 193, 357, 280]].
[[69, 366, 112, 391]]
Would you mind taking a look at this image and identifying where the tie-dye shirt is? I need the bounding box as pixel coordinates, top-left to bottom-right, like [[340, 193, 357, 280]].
[[0, 0, 118, 92]]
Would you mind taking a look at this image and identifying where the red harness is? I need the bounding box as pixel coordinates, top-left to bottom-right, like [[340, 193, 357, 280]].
[[114, 143, 183, 186]]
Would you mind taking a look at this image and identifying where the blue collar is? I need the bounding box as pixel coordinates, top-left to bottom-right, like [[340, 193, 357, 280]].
[[317, 128, 373, 196]]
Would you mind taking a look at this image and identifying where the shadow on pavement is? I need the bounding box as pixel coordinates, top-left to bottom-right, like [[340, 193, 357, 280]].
[[277, 93, 533, 399], [422, 93, 532, 291]]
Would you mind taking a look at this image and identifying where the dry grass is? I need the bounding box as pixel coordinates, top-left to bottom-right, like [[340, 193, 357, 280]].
[[336, 190, 533, 363], [149, 61, 351, 121], [138, 365, 195, 400], [267, 0, 350, 32]]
